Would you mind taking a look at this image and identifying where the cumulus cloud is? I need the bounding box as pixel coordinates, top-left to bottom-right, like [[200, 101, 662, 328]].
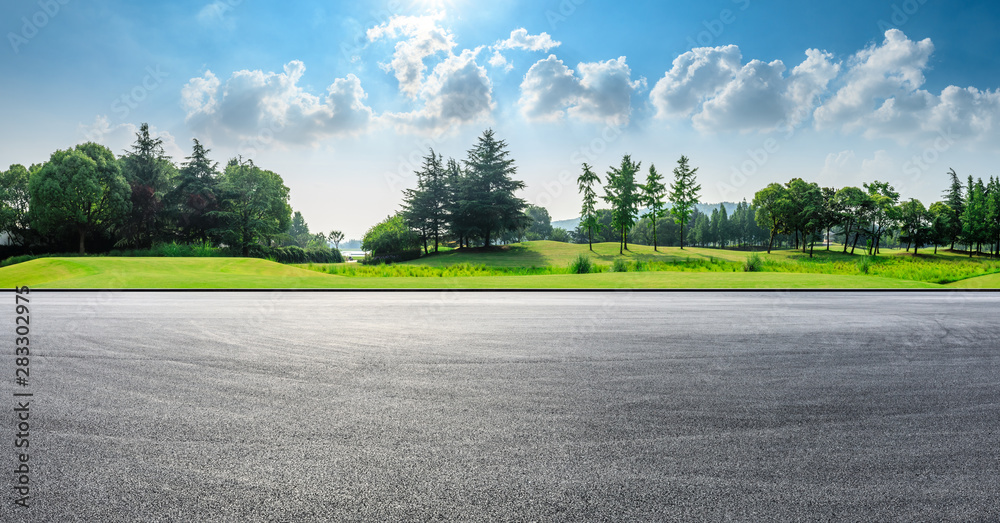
[[80, 116, 184, 159], [495, 28, 560, 52], [694, 49, 840, 132], [385, 48, 494, 133], [652, 45, 838, 133], [815, 29, 1000, 145], [489, 49, 514, 73], [367, 11, 456, 99], [519, 55, 643, 125], [181, 61, 375, 146], [650, 45, 742, 119]]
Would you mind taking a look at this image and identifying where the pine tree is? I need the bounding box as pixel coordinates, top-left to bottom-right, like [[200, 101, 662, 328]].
[[944, 168, 964, 250], [642, 164, 667, 251], [401, 149, 448, 253], [669, 155, 701, 250], [169, 138, 219, 244], [602, 155, 641, 254], [463, 130, 527, 247], [121, 123, 176, 247], [577, 163, 601, 251]]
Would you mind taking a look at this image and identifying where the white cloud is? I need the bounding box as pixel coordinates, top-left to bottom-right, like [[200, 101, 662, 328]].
[[79, 116, 184, 159], [694, 49, 839, 132], [812, 29, 1000, 146], [495, 28, 560, 52], [385, 48, 494, 133], [650, 45, 742, 119], [489, 49, 514, 73], [181, 61, 375, 146], [367, 12, 456, 99], [652, 45, 839, 133], [519, 55, 642, 125]]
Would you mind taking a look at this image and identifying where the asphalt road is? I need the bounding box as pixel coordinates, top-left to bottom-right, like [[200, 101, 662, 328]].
[[3, 291, 1000, 521]]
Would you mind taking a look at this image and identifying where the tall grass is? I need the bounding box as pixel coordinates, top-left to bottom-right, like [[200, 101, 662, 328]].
[[569, 254, 593, 274]]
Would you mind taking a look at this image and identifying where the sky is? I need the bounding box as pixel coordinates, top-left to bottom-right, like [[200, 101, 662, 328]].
[[4, 0, 1000, 239]]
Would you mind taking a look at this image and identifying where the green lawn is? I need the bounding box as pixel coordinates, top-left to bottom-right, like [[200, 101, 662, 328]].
[[0, 256, 945, 289], [2, 241, 998, 289]]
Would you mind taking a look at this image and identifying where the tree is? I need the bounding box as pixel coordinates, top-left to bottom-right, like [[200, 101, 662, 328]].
[[785, 178, 823, 256], [462, 129, 527, 247], [834, 186, 870, 254], [642, 164, 667, 251], [211, 158, 292, 257], [169, 138, 219, 245], [927, 202, 953, 254], [524, 204, 553, 240], [549, 227, 571, 243], [603, 155, 641, 254], [961, 176, 986, 257], [361, 214, 421, 260], [752, 182, 788, 253], [120, 123, 176, 248], [328, 230, 344, 250], [898, 198, 931, 255], [863, 180, 900, 255], [943, 168, 964, 250], [287, 211, 310, 247], [577, 163, 601, 250], [669, 155, 701, 250], [29, 143, 130, 254], [0, 164, 32, 246], [401, 149, 448, 253]]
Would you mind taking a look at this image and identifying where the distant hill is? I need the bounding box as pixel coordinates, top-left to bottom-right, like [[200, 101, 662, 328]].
[[552, 202, 739, 231]]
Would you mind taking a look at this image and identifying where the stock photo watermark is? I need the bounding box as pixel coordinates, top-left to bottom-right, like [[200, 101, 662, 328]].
[[7, 0, 71, 54]]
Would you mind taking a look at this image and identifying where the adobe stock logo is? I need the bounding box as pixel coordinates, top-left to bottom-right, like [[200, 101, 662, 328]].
[[7, 0, 71, 54]]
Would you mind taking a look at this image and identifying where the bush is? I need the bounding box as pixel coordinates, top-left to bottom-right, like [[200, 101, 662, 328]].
[[633, 259, 647, 272], [361, 250, 422, 265], [611, 258, 629, 272], [743, 252, 763, 272], [361, 214, 421, 259], [857, 255, 876, 275], [569, 254, 592, 274]]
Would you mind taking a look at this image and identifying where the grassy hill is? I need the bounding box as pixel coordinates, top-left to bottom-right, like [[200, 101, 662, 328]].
[[1, 241, 997, 289]]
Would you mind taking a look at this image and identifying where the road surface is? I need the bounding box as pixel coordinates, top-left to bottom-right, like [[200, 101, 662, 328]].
[[3, 291, 999, 521]]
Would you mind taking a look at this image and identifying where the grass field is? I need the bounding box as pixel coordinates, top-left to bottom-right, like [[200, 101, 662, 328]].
[[2, 241, 998, 289]]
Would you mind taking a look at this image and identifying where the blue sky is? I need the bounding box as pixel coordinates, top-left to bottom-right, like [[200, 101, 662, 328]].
[[4, 0, 1000, 238]]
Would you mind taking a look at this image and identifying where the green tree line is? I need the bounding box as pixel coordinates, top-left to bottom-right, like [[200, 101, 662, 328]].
[[0, 124, 343, 263]]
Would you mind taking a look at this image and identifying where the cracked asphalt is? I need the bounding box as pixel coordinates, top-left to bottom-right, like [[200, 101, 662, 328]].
[[3, 291, 999, 521]]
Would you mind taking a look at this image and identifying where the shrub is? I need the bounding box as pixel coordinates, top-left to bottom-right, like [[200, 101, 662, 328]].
[[569, 254, 592, 274], [611, 258, 629, 272], [743, 252, 763, 272], [857, 255, 875, 275], [633, 259, 647, 272]]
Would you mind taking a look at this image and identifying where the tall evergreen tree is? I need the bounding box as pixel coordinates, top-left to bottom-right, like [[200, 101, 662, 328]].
[[577, 163, 601, 251], [669, 155, 701, 250], [402, 149, 448, 253], [121, 123, 176, 248], [642, 164, 667, 251], [603, 155, 641, 254], [462, 129, 527, 247], [169, 138, 219, 244], [943, 168, 965, 250]]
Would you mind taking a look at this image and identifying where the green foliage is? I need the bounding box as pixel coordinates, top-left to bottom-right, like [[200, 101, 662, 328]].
[[549, 227, 571, 243], [168, 138, 220, 245], [577, 163, 602, 249], [462, 129, 528, 246], [611, 258, 629, 272], [669, 155, 701, 249], [29, 142, 131, 254], [361, 214, 421, 261], [211, 158, 292, 257], [401, 148, 449, 252], [603, 155, 642, 254], [743, 252, 763, 272], [569, 254, 592, 274], [856, 255, 877, 275], [120, 123, 177, 248], [0, 164, 31, 246], [524, 204, 553, 240]]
